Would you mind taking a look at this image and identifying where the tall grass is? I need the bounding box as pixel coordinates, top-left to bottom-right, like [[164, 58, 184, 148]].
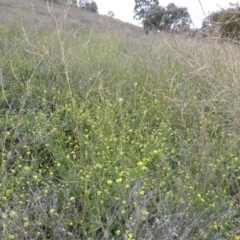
[[0, 5, 240, 240]]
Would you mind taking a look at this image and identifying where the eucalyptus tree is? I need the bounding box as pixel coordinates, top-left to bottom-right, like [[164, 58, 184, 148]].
[[143, 3, 192, 34], [134, 0, 159, 21]]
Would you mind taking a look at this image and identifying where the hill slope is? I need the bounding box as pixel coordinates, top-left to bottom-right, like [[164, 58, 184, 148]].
[[1, 0, 240, 239], [0, 0, 143, 38]]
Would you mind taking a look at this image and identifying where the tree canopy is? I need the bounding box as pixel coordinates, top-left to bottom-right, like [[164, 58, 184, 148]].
[[107, 11, 115, 18], [202, 3, 240, 40], [78, 0, 98, 13], [134, 0, 159, 21], [141, 3, 192, 34]]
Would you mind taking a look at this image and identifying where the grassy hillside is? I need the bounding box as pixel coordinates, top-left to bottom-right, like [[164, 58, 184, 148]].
[[1, 0, 240, 239], [0, 0, 143, 38]]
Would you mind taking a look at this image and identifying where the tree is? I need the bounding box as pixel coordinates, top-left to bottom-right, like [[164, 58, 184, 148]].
[[80, 0, 98, 13], [79, 0, 88, 7], [219, 10, 240, 39], [85, 1, 98, 13], [143, 4, 164, 33], [143, 3, 192, 34], [202, 3, 240, 40], [107, 11, 115, 18], [134, 0, 159, 21], [202, 12, 222, 28]]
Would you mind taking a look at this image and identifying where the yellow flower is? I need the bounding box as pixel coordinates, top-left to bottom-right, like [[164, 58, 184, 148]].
[[2, 196, 7, 201], [116, 178, 122, 183], [142, 210, 148, 216], [107, 180, 113, 185], [6, 189, 12, 196], [49, 209, 55, 214], [137, 161, 144, 166], [213, 222, 218, 230], [128, 233, 134, 240], [121, 210, 126, 214], [9, 211, 16, 217], [95, 163, 102, 169], [23, 221, 29, 227]]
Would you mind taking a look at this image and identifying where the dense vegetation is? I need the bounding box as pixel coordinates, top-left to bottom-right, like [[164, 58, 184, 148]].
[[202, 3, 240, 41], [135, 1, 240, 41], [134, 2, 192, 34], [1, 2, 240, 239]]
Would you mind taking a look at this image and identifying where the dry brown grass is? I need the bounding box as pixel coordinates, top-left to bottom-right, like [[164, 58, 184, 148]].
[[0, 0, 144, 39]]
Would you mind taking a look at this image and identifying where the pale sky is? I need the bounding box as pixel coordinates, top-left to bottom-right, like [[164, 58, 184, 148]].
[[94, 0, 240, 28]]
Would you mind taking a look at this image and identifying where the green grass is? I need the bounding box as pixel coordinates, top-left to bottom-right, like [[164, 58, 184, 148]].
[[1, 2, 240, 240]]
